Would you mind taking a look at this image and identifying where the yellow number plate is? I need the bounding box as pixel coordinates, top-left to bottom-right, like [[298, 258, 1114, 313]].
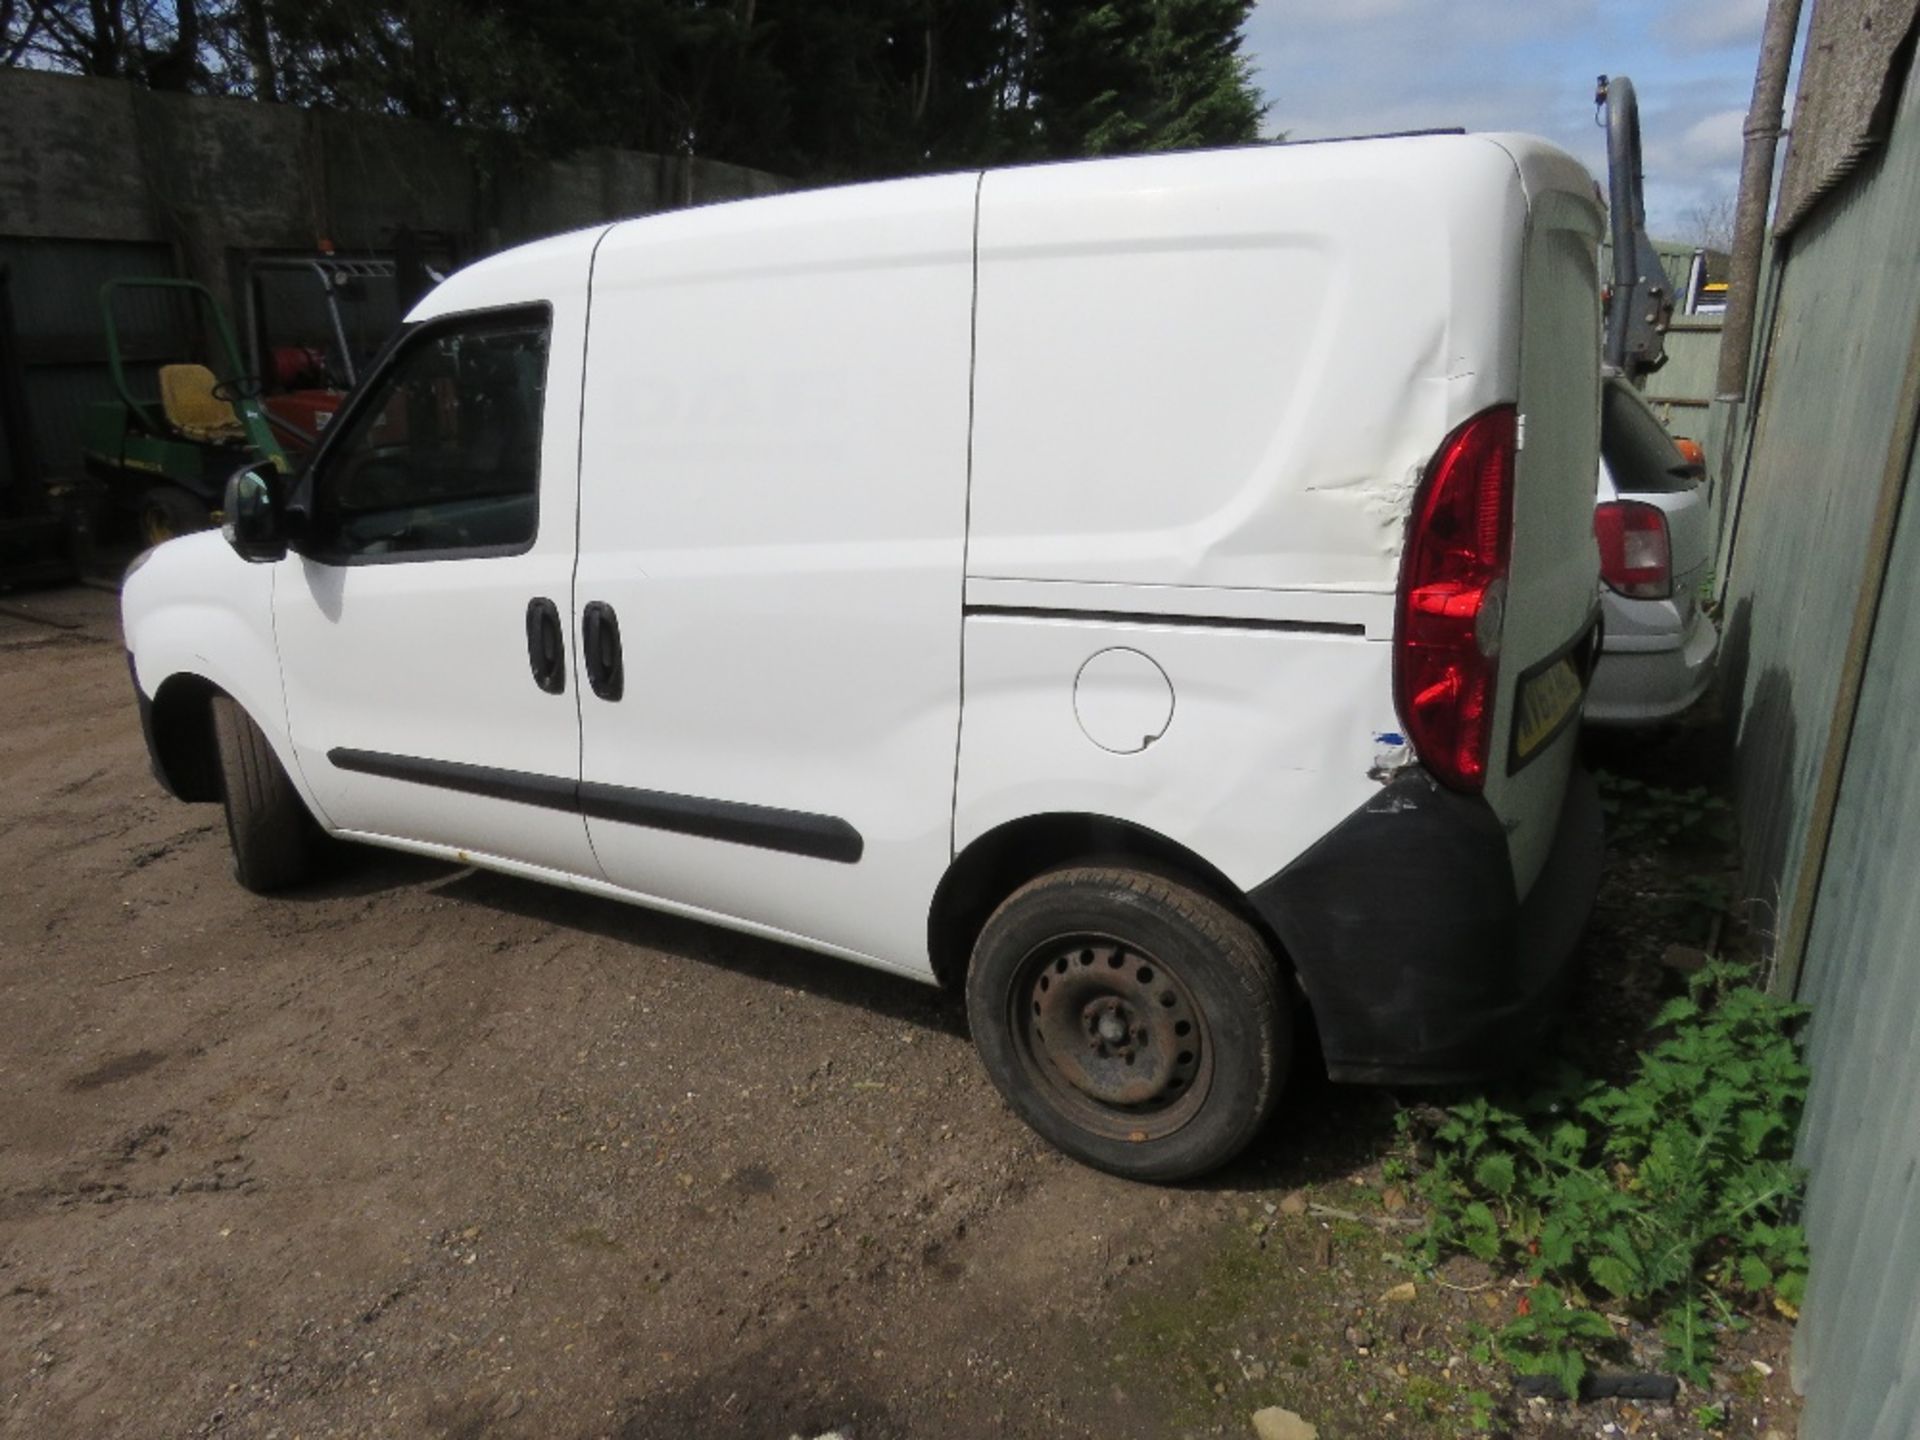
[[1512, 655, 1585, 766]]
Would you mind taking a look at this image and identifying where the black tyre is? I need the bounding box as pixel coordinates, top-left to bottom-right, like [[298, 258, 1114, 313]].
[[211, 696, 319, 893], [965, 866, 1290, 1182], [138, 485, 211, 547]]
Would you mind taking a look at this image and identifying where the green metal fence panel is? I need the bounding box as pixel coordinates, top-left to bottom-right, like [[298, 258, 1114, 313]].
[[1639, 320, 1722, 448], [1719, 40, 1920, 1436], [1709, 233, 1785, 584], [1790, 427, 1920, 1440], [1722, 44, 1920, 944]]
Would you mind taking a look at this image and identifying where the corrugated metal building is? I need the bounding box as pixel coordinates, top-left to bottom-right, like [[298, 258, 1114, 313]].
[[1712, 0, 1920, 1433]]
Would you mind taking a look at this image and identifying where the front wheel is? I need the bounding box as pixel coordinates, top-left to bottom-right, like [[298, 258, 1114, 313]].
[[965, 866, 1290, 1182], [211, 696, 321, 893]]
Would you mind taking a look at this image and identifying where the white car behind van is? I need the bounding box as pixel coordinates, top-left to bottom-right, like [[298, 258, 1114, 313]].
[[124, 133, 1607, 1180]]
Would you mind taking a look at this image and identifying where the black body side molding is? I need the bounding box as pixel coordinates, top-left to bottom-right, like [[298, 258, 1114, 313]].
[[329, 749, 578, 811], [325, 748, 863, 864], [578, 782, 863, 864]]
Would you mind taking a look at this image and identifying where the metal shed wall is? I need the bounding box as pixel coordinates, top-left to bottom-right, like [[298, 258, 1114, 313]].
[[1790, 431, 1920, 1438], [1721, 41, 1920, 940], [1714, 25, 1920, 1437]]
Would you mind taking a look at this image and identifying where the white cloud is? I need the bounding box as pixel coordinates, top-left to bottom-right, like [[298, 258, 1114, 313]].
[[1671, 108, 1747, 168], [1664, 0, 1767, 49], [1244, 0, 1763, 235]]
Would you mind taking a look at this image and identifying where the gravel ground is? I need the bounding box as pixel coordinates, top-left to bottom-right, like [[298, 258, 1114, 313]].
[[0, 584, 1800, 1440]]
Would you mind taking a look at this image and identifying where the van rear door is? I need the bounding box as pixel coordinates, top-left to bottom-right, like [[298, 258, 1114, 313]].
[[1480, 165, 1606, 896]]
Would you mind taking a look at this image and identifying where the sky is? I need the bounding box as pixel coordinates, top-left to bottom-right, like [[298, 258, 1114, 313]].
[[1243, 0, 1786, 242]]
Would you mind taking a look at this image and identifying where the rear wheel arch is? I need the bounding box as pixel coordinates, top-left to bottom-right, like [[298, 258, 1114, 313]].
[[928, 813, 1294, 995]]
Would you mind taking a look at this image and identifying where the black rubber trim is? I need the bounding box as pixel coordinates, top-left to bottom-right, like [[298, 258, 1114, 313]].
[[579, 782, 863, 864], [325, 748, 863, 864], [1280, 126, 1466, 146], [327, 749, 577, 811], [1246, 762, 1603, 1084], [964, 604, 1365, 637]]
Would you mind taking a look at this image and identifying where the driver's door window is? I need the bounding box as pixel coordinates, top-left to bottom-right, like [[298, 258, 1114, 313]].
[[306, 306, 551, 561]]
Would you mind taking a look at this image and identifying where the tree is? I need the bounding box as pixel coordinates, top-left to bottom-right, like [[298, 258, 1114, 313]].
[[1683, 192, 1737, 257], [10, 0, 206, 88], [1023, 0, 1263, 158], [2, 0, 1269, 178]]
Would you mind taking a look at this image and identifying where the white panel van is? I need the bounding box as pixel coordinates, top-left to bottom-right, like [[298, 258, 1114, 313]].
[[123, 134, 1607, 1180]]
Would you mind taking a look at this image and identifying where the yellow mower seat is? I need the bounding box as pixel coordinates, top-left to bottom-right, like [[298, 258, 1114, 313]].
[[159, 364, 245, 442]]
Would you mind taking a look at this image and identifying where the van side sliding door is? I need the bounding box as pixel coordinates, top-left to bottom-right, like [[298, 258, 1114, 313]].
[[571, 176, 979, 974]]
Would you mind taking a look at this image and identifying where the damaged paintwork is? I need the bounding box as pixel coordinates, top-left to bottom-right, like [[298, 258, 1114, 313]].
[[1368, 729, 1417, 784], [964, 134, 1531, 599]]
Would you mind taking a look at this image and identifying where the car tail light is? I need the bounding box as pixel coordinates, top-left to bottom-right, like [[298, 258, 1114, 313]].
[[1594, 500, 1672, 599], [1394, 405, 1516, 793]]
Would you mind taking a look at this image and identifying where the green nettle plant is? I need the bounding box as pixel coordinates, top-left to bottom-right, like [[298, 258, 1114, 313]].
[[1407, 960, 1810, 1395], [1595, 773, 1736, 851]]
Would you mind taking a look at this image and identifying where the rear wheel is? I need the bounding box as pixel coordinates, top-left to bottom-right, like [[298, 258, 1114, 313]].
[[965, 866, 1289, 1182], [211, 696, 320, 893], [138, 485, 211, 546]]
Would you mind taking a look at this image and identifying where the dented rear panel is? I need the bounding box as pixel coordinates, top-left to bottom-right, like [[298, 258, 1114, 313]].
[[966, 135, 1534, 607]]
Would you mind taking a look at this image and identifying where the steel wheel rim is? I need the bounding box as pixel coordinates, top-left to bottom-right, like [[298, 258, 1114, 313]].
[[1007, 932, 1213, 1142]]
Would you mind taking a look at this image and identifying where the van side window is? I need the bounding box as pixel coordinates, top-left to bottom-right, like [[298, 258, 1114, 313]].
[[305, 307, 551, 560]]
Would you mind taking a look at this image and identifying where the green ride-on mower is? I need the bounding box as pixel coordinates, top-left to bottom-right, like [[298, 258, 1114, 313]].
[[80, 278, 291, 548]]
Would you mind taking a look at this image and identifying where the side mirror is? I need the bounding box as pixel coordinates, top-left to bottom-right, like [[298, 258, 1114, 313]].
[[222, 462, 287, 563]]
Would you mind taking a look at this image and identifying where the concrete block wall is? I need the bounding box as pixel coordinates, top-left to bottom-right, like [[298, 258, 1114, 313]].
[[0, 69, 789, 299]]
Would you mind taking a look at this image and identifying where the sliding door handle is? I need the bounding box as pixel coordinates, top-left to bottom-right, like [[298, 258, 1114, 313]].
[[581, 600, 624, 702], [525, 597, 565, 695]]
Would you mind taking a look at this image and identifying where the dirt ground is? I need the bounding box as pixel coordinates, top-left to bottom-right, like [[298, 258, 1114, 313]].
[[0, 584, 1801, 1440]]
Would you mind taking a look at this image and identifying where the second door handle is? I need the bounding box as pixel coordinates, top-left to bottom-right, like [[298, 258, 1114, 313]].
[[581, 601, 624, 702]]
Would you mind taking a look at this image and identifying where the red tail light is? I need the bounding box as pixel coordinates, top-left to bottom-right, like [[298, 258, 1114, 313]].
[[1594, 500, 1672, 599], [1394, 405, 1516, 793]]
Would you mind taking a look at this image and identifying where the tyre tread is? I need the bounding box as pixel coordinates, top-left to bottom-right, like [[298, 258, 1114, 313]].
[[211, 695, 316, 893], [967, 863, 1289, 1181]]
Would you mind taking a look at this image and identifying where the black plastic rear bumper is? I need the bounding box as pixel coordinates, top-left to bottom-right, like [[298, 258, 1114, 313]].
[[1246, 763, 1603, 1084]]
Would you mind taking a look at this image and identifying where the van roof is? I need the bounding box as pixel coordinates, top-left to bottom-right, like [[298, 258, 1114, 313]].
[[413, 132, 1598, 324]]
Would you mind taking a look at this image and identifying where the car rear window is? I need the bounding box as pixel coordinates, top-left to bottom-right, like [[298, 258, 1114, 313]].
[[1602, 383, 1697, 494]]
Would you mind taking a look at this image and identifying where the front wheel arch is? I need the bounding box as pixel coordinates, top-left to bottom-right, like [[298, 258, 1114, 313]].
[[147, 672, 224, 802]]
